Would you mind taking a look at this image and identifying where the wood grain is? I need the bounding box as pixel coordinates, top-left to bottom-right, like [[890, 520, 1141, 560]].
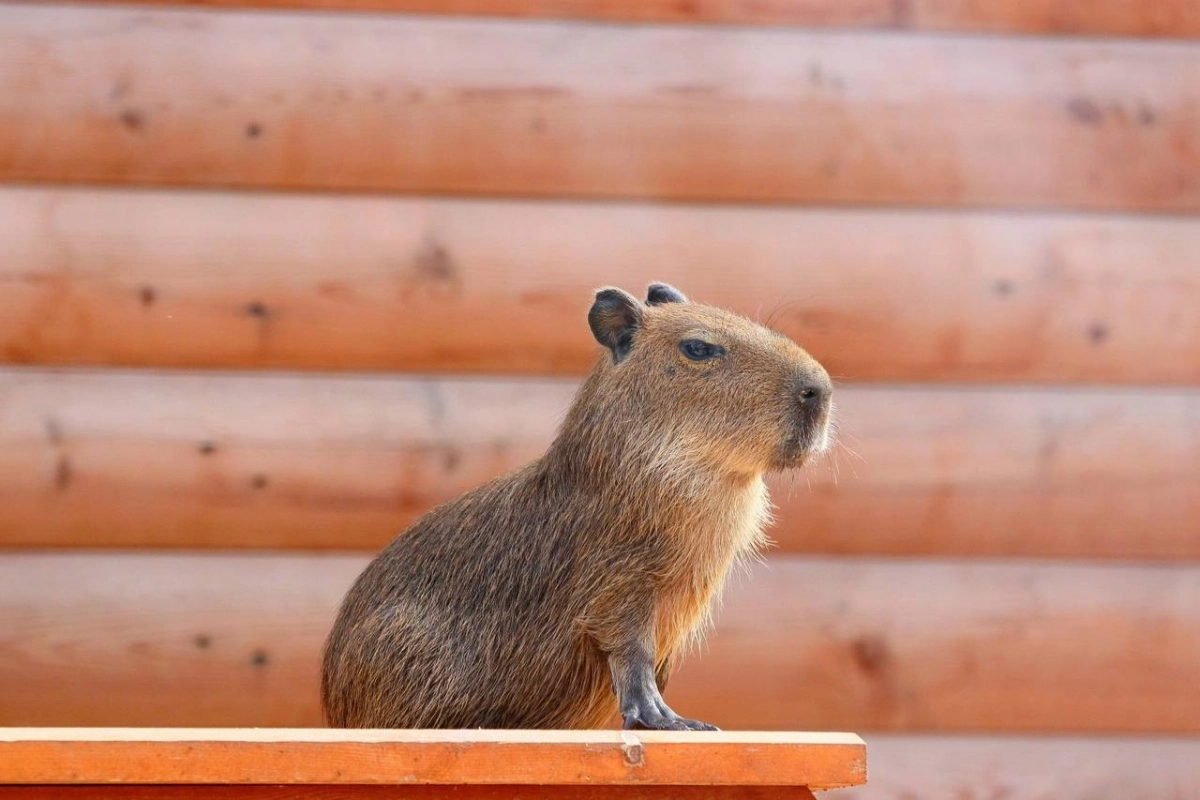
[[0, 788, 816, 800], [1, 553, 1197, 733], [5, 736, 1200, 800], [3, 368, 1199, 558], [0, 729, 864, 791], [56, 0, 1200, 38], [5, 735, 1200, 800], [672, 557, 1200, 733], [5, 187, 1200, 383], [3, 7, 1200, 210], [0, 369, 556, 550]]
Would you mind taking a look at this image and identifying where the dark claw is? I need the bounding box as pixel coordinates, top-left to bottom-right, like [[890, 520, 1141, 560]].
[[622, 702, 719, 732], [623, 714, 691, 731], [677, 717, 720, 732]]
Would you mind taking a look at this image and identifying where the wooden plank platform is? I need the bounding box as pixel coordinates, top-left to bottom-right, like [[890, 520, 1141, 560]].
[[0, 790, 819, 800], [0, 728, 866, 797]]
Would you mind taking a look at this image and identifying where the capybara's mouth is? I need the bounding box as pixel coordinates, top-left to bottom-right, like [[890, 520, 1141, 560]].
[[772, 416, 833, 471], [811, 415, 834, 455], [772, 439, 814, 470]]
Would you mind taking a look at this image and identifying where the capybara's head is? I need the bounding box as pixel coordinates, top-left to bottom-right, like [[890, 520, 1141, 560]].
[[585, 282, 833, 476]]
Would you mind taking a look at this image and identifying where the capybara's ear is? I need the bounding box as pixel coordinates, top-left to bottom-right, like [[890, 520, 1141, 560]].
[[589, 287, 644, 363], [646, 282, 688, 306]]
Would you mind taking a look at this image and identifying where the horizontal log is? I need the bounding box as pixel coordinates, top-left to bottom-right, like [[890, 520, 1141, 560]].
[[4, 7, 1200, 210], [59, 0, 1200, 38], [0, 729, 864, 791], [1, 553, 1198, 733], [0, 369, 553, 550], [842, 735, 1200, 800], [674, 558, 1200, 732], [5, 188, 1200, 384], [2, 368, 1199, 559]]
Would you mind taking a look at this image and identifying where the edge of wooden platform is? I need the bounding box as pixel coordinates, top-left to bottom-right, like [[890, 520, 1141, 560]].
[[0, 728, 867, 790]]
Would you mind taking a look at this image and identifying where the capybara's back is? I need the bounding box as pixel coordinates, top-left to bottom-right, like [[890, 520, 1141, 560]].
[[322, 283, 833, 730], [323, 466, 617, 728]]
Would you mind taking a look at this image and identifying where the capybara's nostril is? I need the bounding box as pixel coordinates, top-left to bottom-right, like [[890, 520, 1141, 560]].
[[798, 384, 829, 407]]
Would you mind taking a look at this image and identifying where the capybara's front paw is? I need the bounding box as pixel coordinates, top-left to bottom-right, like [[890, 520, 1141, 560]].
[[622, 702, 719, 731]]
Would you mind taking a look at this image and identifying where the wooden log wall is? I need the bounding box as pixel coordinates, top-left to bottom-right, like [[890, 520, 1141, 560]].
[[2, 2, 1199, 798], [52, 1, 1200, 36], [6, 187, 1200, 383], [4, 8, 1200, 211]]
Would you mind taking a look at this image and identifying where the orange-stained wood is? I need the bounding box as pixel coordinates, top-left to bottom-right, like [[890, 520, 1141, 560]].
[[8, 735, 1200, 800], [3, 8, 1200, 211], [7, 736, 1200, 800], [1, 553, 1198, 733], [60, 0, 1200, 37], [2, 368, 1199, 559], [0, 788, 817, 800], [0, 728, 864, 791], [5, 187, 1200, 383], [672, 558, 1200, 733]]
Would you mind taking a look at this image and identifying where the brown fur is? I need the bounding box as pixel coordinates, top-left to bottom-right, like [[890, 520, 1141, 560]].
[[321, 283, 832, 730]]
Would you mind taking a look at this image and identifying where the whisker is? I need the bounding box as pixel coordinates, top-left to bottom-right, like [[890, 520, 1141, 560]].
[[838, 441, 866, 463], [763, 299, 800, 330]]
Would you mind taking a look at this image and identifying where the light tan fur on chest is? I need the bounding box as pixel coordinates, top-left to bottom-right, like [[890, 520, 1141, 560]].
[[653, 477, 772, 660]]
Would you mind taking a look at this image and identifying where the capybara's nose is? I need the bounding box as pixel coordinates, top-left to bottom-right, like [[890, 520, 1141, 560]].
[[794, 367, 832, 411], [798, 383, 830, 408]]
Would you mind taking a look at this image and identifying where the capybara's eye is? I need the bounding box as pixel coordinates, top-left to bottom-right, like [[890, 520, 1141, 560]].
[[680, 339, 725, 361]]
